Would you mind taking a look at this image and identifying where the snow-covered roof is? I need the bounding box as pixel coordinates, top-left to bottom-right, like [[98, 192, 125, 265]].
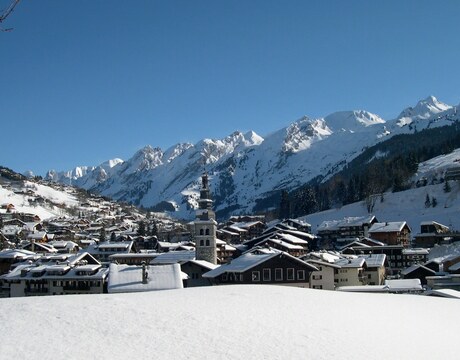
[[400, 264, 436, 276], [425, 288, 460, 299], [0, 248, 37, 259], [203, 251, 279, 278], [384, 279, 423, 291], [334, 257, 366, 268], [369, 221, 409, 233], [402, 248, 429, 255], [317, 215, 376, 231], [107, 263, 183, 293], [184, 259, 219, 271], [150, 250, 196, 264], [361, 254, 386, 268]]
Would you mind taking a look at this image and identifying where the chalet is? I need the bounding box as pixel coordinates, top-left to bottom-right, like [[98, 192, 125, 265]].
[[150, 250, 196, 265], [1, 225, 24, 242], [306, 259, 340, 290], [413, 221, 451, 247], [107, 263, 183, 293], [217, 228, 241, 244], [181, 259, 218, 287], [426, 274, 460, 291], [317, 215, 378, 249], [333, 257, 367, 287], [203, 248, 318, 287], [223, 220, 266, 241], [48, 240, 80, 253], [0, 248, 39, 275], [27, 231, 49, 243], [109, 252, 159, 265], [85, 241, 136, 262], [341, 242, 430, 276], [0, 252, 108, 297], [400, 264, 436, 285], [280, 219, 311, 233], [424, 255, 460, 273], [216, 239, 237, 264], [21, 241, 58, 254], [360, 254, 387, 286], [368, 221, 411, 247]]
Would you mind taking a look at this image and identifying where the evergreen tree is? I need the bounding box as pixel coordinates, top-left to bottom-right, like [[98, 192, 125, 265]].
[[151, 222, 158, 237], [425, 194, 431, 208], [443, 180, 451, 193], [137, 220, 146, 236], [279, 190, 291, 220], [99, 227, 106, 242], [110, 231, 117, 242], [432, 197, 438, 207]]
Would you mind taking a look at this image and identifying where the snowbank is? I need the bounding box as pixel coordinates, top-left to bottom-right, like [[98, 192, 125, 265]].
[[0, 285, 458, 359]]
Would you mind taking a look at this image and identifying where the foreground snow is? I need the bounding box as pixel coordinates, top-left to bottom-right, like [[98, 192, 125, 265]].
[[1, 285, 458, 359]]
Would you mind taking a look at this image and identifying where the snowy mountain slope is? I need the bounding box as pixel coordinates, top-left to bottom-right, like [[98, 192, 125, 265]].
[[1, 285, 459, 360], [0, 180, 79, 220], [302, 145, 460, 235], [47, 96, 460, 219]]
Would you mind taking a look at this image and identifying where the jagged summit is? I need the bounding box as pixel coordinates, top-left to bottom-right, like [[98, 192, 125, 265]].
[[324, 110, 386, 131], [46, 95, 459, 219], [397, 95, 452, 126]]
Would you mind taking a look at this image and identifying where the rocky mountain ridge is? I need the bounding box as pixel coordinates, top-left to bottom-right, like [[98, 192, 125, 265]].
[[45, 96, 460, 219]]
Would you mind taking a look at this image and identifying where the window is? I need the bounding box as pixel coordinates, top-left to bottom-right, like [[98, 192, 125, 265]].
[[205, 240, 210, 246], [199, 229, 204, 235], [263, 268, 271, 281], [297, 270, 305, 280], [222, 273, 228, 281], [205, 229, 210, 235], [275, 268, 283, 281], [287, 268, 294, 280], [200, 240, 204, 246], [252, 271, 260, 282]]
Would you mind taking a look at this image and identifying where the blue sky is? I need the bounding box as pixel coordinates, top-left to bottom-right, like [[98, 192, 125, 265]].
[[1, 0, 460, 175]]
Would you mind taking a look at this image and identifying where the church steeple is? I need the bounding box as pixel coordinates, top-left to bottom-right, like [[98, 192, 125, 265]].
[[192, 172, 217, 264], [196, 172, 215, 221]]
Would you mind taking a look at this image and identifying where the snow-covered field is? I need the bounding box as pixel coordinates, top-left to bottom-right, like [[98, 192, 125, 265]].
[[1, 285, 458, 359]]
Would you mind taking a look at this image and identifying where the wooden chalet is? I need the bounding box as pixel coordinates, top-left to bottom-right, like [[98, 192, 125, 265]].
[[203, 248, 317, 287]]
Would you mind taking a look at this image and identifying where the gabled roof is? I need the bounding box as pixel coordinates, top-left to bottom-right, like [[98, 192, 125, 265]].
[[151, 250, 196, 265], [361, 254, 386, 268], [369, 222, 410, 233], [334, 257, 366, 268], [400, 264, 436, 276], [183, 259, 219, 271], [318, 215, 377, 232], [203, 249, 317, 278]]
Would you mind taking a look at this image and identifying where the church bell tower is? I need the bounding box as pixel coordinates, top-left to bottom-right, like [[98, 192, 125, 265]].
[[193, 172, 217, 264]]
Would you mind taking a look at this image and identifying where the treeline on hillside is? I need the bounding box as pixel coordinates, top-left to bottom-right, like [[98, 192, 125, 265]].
[[0, 166, 26, 182], [279, 122, 460, 219]]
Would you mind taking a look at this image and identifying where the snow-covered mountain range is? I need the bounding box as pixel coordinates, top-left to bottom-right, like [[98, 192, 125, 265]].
[[45, 96, 460, 219]]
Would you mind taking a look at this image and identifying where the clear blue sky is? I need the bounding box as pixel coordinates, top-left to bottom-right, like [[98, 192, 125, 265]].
[[1, 0, 460, 175]]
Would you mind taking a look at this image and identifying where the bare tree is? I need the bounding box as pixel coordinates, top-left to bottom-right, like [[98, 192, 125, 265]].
[[0, 0, 21, 32]]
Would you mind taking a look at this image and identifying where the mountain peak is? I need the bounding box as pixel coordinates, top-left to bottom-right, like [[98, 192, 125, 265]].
[[324, 110, 385, 131], [397, 96, 452, 125]]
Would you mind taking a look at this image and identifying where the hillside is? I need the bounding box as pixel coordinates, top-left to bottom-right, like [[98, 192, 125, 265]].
[[46, 96, 459, 219], [0, 285, 458, 359]]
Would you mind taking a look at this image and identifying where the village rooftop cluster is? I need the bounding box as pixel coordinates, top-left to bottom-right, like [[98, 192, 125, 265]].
[[0, 174, 460, 299]]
